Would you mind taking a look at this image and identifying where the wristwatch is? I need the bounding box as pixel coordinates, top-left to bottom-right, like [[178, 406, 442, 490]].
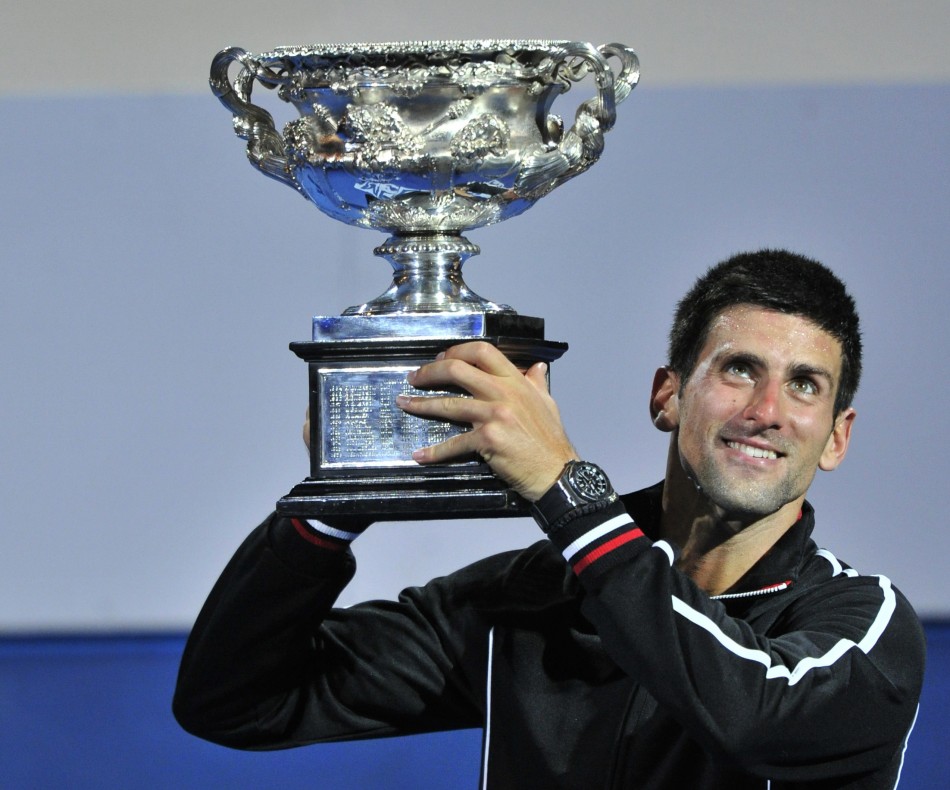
[[532, 460, 616, 533]]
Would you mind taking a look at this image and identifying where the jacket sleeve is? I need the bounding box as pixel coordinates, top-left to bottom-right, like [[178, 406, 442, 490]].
[[545, 499, 925, 783], [172, 513, 487, 749]]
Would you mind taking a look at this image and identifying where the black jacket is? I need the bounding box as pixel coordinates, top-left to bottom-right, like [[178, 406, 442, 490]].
[[174, 484, 925, 788]]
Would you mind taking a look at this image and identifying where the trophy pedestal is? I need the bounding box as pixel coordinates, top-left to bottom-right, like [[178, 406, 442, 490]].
[[276, 312, 567, 521]]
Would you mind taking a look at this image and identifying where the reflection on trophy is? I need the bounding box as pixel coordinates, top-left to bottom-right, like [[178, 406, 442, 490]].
[[210, 40, 639, 520]]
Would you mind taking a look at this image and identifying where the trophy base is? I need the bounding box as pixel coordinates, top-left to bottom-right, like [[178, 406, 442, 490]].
[[276, 312, 567, 522], [278, 470, 525, 521]]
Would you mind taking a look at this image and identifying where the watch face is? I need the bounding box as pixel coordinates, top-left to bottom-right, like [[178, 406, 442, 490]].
[[570, 462, 611, 501]]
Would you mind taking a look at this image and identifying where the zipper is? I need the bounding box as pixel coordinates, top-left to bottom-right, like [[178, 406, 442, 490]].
[[712, 580, 791, 601]]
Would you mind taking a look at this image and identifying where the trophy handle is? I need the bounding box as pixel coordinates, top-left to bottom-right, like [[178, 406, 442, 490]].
[[209, 47, 298, 190], [517, 43, 639, 197], [599, 43, 640, 107]]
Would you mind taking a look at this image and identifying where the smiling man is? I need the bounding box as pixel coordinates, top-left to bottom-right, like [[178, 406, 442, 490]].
[[647, 303, 856, 594], [175, 249, 925, 789]]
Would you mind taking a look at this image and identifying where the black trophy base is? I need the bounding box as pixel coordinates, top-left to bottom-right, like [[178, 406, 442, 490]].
[[276, 312, 567, 522], [278, 469, 528, 522]]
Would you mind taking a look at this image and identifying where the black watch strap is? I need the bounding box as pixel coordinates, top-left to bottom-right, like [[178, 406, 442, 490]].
[[532, 460, 616, 534]]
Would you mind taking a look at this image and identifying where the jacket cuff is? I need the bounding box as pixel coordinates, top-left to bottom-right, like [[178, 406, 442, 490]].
[[544, 499, 652, 579], [267, 515, 358, 578]]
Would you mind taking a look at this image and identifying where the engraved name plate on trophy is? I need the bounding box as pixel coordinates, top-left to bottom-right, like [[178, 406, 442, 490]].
[[210, 40, 638, 520]]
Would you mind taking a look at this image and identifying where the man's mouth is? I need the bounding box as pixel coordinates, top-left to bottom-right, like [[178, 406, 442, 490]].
[[726, 440, 779, 460]]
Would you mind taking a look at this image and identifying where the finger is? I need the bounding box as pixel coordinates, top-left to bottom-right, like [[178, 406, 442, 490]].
[[524, 361, 549, 391], [524, 361, 562, 416], [396, 392, 493, 425], [440, 340, 521, 376], [416, 342, 523, 390], [410, 430, 482, 465], [410, 342, 542, 401], [408, 356, 504, 400]]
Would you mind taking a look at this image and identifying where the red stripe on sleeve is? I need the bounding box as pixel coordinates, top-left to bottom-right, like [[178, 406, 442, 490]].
[[291, 518, 346, 552], [572, 528, 644, 575]]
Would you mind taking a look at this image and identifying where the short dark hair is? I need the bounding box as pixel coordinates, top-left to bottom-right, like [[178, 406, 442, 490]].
[[668, 249, 862, 415]]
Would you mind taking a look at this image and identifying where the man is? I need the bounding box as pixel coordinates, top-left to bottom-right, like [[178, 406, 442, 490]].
[[174, 249, 924, 788]]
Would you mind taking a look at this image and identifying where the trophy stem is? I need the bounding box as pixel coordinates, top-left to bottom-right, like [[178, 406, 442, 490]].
[[343, 234, 515, 316]]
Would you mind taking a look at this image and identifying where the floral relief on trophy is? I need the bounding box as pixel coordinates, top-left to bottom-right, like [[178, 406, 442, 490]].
[[211, 40, 638, 313]]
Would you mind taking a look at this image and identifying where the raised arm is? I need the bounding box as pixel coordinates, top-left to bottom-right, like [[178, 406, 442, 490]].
[[173, 512, 488, 748]]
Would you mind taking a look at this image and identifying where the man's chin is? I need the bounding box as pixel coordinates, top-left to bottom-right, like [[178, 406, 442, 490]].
[[699, 482, 793, 523], [680, 461, 802, 522]]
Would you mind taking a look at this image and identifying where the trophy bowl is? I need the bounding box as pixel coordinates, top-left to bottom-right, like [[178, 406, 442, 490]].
[[211, 40, 639, 315]]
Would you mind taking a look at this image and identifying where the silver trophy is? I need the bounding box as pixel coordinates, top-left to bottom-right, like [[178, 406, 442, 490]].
[[210, 40, 638, 520]]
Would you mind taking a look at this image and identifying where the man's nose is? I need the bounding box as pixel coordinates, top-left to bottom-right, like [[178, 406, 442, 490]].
[[742, 379, 785, 427]]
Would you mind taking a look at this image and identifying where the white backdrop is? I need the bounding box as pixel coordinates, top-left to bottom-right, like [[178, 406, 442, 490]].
[[2, 3, 948, 630]]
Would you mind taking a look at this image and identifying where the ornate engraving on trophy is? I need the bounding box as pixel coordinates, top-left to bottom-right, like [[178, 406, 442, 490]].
[[211, 40, 639, 315], [319, 367, 469, 469]]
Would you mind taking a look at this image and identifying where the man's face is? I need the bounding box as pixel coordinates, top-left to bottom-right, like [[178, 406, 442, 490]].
[[662, 305, 854, 520]]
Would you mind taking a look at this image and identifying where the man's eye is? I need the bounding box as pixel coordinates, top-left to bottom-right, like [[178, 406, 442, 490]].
[[789, 378, 818, 395], [725, 363, 753, 379]]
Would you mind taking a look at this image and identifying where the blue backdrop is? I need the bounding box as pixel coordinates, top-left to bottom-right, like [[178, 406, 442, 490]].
[[1, 625, 947, 788]]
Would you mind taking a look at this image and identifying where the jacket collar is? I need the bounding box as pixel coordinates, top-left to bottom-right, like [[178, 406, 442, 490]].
[[621, 482, 818, 595]]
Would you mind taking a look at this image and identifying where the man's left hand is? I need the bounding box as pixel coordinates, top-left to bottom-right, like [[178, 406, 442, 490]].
[[396, 341, 578, 502]]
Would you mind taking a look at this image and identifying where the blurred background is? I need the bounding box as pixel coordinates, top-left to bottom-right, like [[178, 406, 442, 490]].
[[2, 1, 947, 786]]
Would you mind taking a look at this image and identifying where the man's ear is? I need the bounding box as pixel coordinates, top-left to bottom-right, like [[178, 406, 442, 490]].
[[819, 408, 856, 471], [650, 367, 680, 432]]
